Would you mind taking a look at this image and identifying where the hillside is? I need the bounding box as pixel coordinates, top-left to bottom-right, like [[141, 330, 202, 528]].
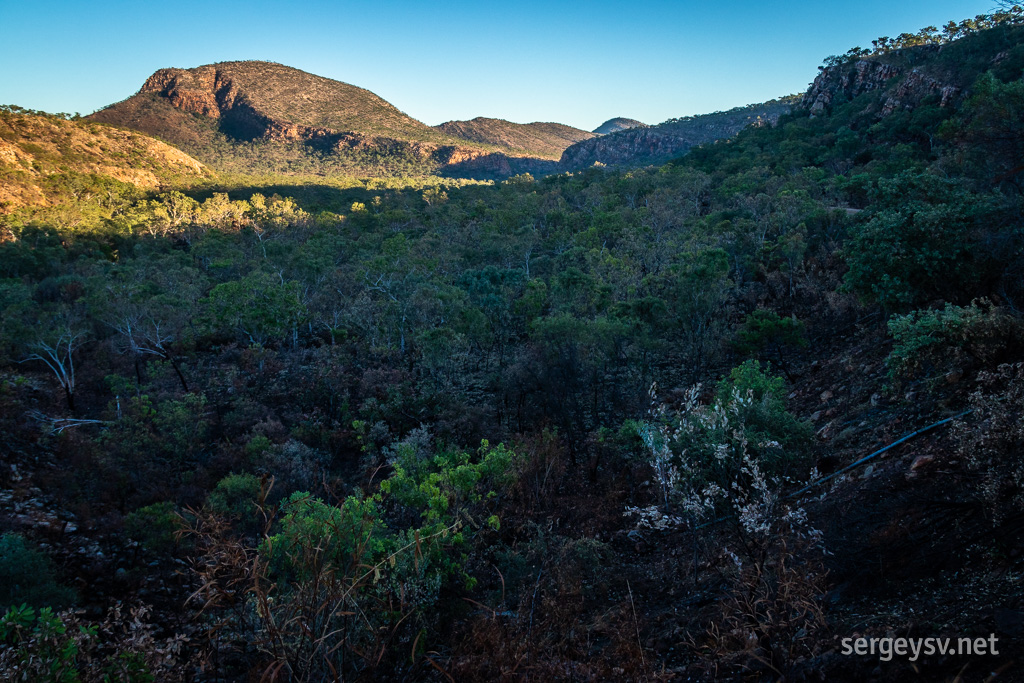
[[434, 117, 595, 159], [0, 106, 208, 214], [592, 117, 645, 134], [88, 61, 554, 180], [5, 9, 1024, 683], [92, 61, 453, 145], [560, 98, 798, 169]]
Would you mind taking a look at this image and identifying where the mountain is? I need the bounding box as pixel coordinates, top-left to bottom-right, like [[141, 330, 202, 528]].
[[87, 60, 789, 179], [89, 61, 552, 179], [592, 117, 645, 135], [434, 118, 595, 159], [0, 107, 207, 214], [560, 98, 797, 169]]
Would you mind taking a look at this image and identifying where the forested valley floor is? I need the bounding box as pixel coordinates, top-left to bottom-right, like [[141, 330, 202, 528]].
[[3, 12, 1024, 682]]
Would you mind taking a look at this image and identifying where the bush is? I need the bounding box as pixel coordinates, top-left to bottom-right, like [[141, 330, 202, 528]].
[[954, 363, 1024, 525], [714, 360, 812, 464], [0, 533, 75, 610], [636, 361, 811, 521], [206, 473, 263, 531], [124, 502, 184, 554], [186, 441, 520, 681], [0, 604, 93, 682], [734, 309, 807, 373], [887, 301, 1024, 383], [0, 603, 173, 682]]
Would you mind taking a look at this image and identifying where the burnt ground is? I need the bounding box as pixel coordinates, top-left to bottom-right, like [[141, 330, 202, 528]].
[[2, 316, 1023, 682]]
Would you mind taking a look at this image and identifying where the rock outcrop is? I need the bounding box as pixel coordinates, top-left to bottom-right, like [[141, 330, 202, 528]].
[[802, 60, 904, 116], [560, 128, 694, 169], [801, 53, 963, 118], [560, 100, 794, 169]]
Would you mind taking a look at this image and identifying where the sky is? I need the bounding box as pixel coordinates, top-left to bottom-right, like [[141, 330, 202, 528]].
[[0, 0, 1000, 131]]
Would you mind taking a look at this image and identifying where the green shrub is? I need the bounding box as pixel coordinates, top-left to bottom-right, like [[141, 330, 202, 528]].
[[714, 360, 811, 465], [0, 605, 155, 683], [206, 473, 263, 529], [244, 434, 272, 460], [887, 301, 1024, 383], [642, 361, 811, 517], [0, 604, 93, 682], [842, 172, 1002, 310], [124, 502, 183, 554], [734, 309, 807, 370], [0, 533, 75, 610], [380, 440, 516, 524]]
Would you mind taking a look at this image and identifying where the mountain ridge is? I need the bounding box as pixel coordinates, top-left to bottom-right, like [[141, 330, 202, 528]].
[[434, 117, 595, 159], [89, 61, 561, 179], [560, 98, 798, 169]]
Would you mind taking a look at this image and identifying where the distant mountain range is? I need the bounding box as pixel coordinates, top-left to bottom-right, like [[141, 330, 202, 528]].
[[434, 118, 595, 159], [85, 60, 791, 180], [559, 100, 797, 168]]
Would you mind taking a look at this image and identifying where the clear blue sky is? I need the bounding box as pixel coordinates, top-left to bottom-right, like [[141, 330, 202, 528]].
[[0, 0, 998, 131]]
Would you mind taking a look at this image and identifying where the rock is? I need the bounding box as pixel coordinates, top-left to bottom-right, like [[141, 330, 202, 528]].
[[870, 393, 882, 406], [811, 411, 823, 421], [910, 454, 935, 471], [861, 464, 875, 479], [820, 390, 834, 402], [802, 56, 960, 119]]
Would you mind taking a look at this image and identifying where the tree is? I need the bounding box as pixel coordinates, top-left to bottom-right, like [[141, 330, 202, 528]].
[[844, 172, 1003, 310], [205, 272, 306, 347], [20, 308, 88, 411], [89, 258, 206, 392], [735, 309, 807, 379], [948, 72, 1024, 189]]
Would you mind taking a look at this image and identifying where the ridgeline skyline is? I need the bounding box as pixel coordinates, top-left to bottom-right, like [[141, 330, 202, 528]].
[[0, 0, 998, 131]]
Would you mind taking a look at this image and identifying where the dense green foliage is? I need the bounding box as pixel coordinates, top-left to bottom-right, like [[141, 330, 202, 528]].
[[3, 15, 1024, 680], [0, 534, 76, 610]]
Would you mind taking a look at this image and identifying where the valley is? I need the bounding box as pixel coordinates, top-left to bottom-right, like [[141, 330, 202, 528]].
[[2, 7, 1024, 682]]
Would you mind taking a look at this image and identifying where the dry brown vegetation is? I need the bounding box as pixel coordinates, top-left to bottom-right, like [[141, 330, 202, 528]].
[[0, 110, 208, 213]]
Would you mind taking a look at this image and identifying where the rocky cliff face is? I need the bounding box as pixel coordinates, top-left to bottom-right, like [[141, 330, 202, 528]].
[[561, 101, 793, 169], [560, 128, 693, 169], [801, 54, 961, 118], [109, 65, 387, 144], [140, 67, 237, 119]]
